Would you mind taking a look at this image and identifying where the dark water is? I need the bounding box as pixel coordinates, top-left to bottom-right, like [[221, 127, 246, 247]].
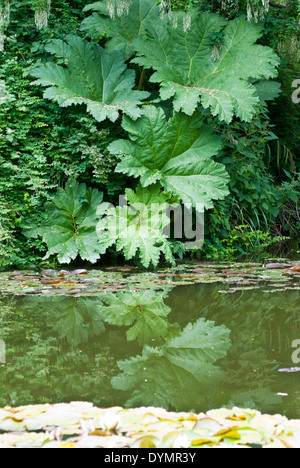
[[0, 282, 299, 419]]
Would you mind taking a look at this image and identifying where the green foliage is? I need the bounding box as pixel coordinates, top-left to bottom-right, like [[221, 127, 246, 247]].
[[269, 64, 300, 165], [110, 106, 229, 209], [97, 183, 176, 268], [0, 3, 121, 268], [0, 79, 13, 103], [31, 34, 149, 123], [199, 105, 299, 256], [0, 0, 298, 268], [202, 225, 289, 260], [82, 0, 159, 59], [27, 180, 109, 264], [0, 197, 19, 268], [132, 13, 280, 122], [222, 225, 288, 254], [262, 1, 300, 167]]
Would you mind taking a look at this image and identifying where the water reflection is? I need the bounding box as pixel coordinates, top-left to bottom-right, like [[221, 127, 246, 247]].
[[168, 285, 300, 415], [102, 289, 173, 346], [42, 296, 106, 345], [111, 316, 231, 411], [0, 295, 117, 407], [0, 284, 299, 417]]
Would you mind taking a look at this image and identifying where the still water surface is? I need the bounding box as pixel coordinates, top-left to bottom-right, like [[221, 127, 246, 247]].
[[0, 276, 299, 419]]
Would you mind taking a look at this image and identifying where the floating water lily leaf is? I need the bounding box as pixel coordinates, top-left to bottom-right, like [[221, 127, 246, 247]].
[[1, 402, 300, 448], [0, 262, 299, 297]]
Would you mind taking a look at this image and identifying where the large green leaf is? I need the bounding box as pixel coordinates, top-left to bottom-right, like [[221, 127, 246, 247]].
[[112, 317, 231, 411], [97, 183, 176, 268], [132, 13, 280, 122], [109, 106, 229, 208], [27, 180, 109, 264], [82, 0, 160, 60], [31, 35, 149, 123], [102, 289, 172, 346]]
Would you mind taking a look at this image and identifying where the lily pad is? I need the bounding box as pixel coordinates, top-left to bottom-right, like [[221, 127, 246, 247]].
[[1, 403, 300, 448], [0, 261, 299, 297]]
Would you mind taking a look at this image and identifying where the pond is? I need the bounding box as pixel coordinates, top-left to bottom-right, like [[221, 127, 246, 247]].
[[0, 260, 299, 420]]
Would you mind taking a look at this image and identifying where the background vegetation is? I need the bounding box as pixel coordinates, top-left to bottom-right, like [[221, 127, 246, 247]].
[[0, 0, 299, 269]]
